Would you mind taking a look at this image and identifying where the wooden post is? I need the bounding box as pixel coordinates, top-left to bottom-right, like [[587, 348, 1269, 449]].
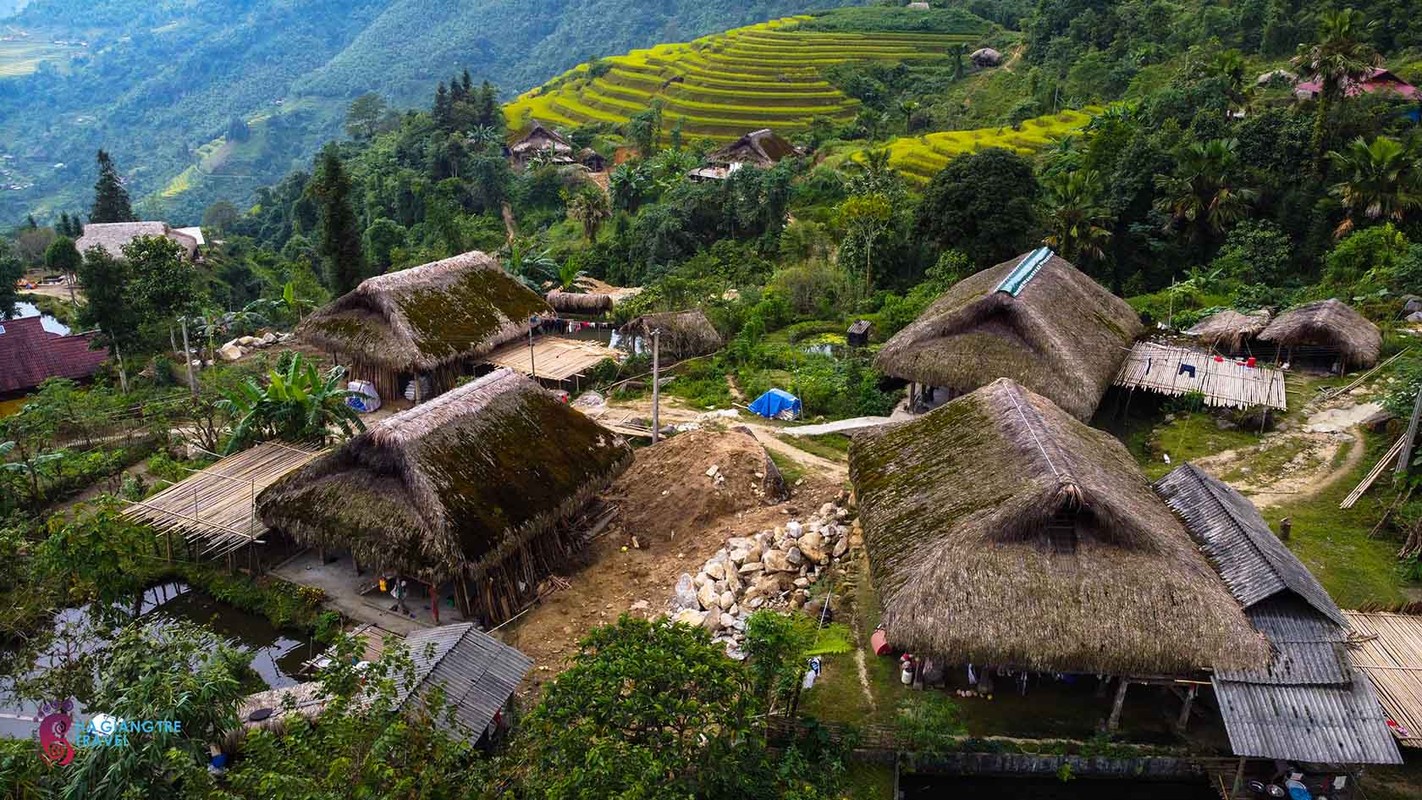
[[1107, 678, 1130, 732], [1174, 685, 1197, 732], [1395, 387, 1422, 479], [1231, 756, 1246, 797], [180, 316, 198, 397], [1278, 517, 1292, 541], [429, 581, 440, 624], [651, 328, 661, 443]]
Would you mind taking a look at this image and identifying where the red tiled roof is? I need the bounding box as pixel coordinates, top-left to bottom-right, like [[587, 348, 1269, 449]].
[[1296, 68, 1419, 99], [0, 316, 108, 394]]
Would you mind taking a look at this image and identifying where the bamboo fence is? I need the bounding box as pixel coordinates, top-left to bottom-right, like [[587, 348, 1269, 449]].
[[1344, 611, 1422, 748]]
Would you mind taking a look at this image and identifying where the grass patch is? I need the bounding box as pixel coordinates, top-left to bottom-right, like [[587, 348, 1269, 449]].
[[779, 433, 851, 463], [1268, 432, 1417, 608], [767, 449, 807, 486], [1127, 410, 1260, 481], [844, 762, 895, 800]]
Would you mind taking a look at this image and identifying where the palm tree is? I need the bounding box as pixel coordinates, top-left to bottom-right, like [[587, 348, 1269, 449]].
[[1041, 170, 1112, 265], [218, 354, 363, 454], [1211, 49, 1253, 114], [557, 259, 588, 291], [1327, 136, 1422, 237], [467, 125, 504, 153], [566, 185, 612, 241], [1154, 139, 1257, 255], [899, 99, 920, 134], [1292, 9, 1382, 169]]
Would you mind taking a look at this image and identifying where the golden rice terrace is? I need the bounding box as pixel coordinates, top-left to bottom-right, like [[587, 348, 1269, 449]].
[[505, 15, 984, 140]]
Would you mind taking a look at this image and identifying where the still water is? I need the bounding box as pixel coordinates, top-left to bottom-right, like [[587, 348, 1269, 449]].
[[0, 582, 313, 739], [13, 301, 70, 335]]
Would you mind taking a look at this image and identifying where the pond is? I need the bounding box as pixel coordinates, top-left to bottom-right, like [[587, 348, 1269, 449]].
[[0, 581, 314, 739], [13, 301, 70, 335]]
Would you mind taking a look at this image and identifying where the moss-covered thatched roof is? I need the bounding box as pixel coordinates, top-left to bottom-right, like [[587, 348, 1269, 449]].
[[298, 252, 551, 373], [619, 309, 723, 360], [257, 368, 632, 581], [849, 378, 1268, 676], [1257, 299, 1382, 369], [1186, 309, 1272, 352], [873, 249, 1143, 421]]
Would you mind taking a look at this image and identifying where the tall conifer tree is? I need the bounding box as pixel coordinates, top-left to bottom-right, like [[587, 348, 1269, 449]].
[[90, 150, 135, 224], [310, 146, 365, 294]]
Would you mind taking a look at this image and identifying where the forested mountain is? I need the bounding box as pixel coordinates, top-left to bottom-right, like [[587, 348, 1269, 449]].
[[0, 0, 855, 225]]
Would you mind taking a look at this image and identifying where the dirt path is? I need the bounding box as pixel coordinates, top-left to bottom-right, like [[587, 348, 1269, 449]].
[[742, 424, 850, 484], [1193, 402, 1380, 508]]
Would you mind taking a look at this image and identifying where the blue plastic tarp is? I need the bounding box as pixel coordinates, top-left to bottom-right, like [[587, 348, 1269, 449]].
[[749, 388, 802, 419]]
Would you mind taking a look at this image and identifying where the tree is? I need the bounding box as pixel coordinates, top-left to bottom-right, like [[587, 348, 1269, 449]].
[[627, 101, 664, 157], [1153, 139, 1256, 257], [44, 236, 82, 305], [202, 200, 241, 235], [310, 146, 365, 294], [57, 619, 246, 800], [1328, 136, 1422, 238], [1211, 220, 1293, 287], [915, 148, 1041, 267], [0, 240, 21, 320], [491, 615, 844, 800], [123, 235, 196, 323], [948, 43, 966, 80], [566, 184, 612, 241], [76, 246, 135, 390], [217, 635, 482, 799], [1292, 9, 1381, 169], [609, 163, 652, 213], [837, 193, 893, 289], [345, 92, 387, 140], [218, 353, 364, 453], [1041, 170, 1112, 266], [363, 217, 409, 272], [89, 149, 135, 224]]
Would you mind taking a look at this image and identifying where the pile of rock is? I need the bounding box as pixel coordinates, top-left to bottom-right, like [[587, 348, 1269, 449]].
[[218, 332, 292, 362], [669, 501, 855, 657]]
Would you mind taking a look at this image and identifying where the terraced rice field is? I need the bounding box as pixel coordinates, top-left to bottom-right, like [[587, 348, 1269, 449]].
[[0, 40, 77, 78], [842, 108, 1101, 181], [505, 16, 982, 141]]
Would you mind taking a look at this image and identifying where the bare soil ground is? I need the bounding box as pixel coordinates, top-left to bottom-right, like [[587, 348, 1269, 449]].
[[502, 424, 842, 700], [1193, 401, 1380, 508]]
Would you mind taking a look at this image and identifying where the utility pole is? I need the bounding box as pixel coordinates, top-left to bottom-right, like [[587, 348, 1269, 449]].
[[114, 340, 129, 393], [1396, 386, 1422, 480], [180, 316, 198, 397], [651, 328, 661, 443]]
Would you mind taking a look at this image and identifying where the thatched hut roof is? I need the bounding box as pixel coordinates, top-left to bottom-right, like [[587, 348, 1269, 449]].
[[1257, 299, 1382, 369], [708, 128, 798, 168], [257, 368, 632, 581], [298, 252, 551, 373], [546, 289, 613, 315], [849, 378, 1268, 676], [509, 123, 573, 156], [619, 309, 723, 360], [1186, 309, 1272, 352], [76, 221, 199, 260], [874, 248, 1143, 421]]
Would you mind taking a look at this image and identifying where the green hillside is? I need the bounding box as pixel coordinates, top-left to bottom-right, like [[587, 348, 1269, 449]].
[[0, 0, 858, 224], [506, 9, 988, 141]]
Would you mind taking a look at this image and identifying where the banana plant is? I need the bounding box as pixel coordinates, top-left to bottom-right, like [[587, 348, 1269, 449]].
[[217, 354, 364, 454]]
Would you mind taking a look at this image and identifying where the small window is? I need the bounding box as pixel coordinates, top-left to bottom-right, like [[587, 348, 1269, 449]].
[[1046, 510, 1078, 555]]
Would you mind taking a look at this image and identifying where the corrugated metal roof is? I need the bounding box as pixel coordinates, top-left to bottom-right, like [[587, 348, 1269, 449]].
[[993, 246, 1053, 296], [1213, 672, 1402, 764], [1157, 465, 1401, 764], [1154, 463, 1344, 625], [400, 623, 533, 739], [1216, 599, 1351, 685]]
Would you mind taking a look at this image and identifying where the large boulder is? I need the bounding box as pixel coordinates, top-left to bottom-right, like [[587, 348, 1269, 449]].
[[697, 580, 720, 611], [762, 549, 795, 573], [674, 574, 698, 610]]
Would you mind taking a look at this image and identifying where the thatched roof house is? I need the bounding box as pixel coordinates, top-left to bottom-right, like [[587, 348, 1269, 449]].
[[1257, 298, 1382, 370], [874, 248, 1143, 421], [298, 252, 551, 402], [619, 309, 723, 360], [546, 289, 613, 315], [76, 222, 199, 260], [1186, 309, 1272, 353], [1156, 464, 1401, 765], [849, 378, 1267, 677], [709, 128, 798, 168], [258, 368, 632, 623], [509, 123, 574, 167]]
